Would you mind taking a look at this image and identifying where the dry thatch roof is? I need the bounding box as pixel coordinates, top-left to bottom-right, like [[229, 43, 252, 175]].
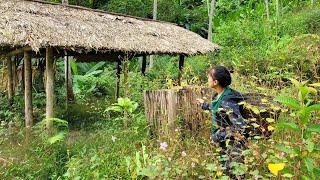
[[0, 0, 219, 56]]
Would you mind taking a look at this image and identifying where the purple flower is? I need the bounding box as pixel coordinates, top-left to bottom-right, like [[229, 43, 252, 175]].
[[279, 152, 286, 159], [159, 142, 168, 151]]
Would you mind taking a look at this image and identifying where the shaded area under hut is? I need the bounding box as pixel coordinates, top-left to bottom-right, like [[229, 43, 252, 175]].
[[0, 0, 219, 132]]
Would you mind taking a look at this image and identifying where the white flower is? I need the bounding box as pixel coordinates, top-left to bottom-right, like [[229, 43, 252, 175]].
[[191, 162, 196, 168], [181, 151, 187, 157], [159, 142, 168, 151], [111, 136, 117, 142]]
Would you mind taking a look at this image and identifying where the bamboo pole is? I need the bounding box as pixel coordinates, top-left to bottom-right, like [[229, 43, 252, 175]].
[[6, 56, 13, 105], [46, 47, 55, 133], [264, 0, 270, 21], [208, 0, 216, 41], [24, 50, 33, 128]]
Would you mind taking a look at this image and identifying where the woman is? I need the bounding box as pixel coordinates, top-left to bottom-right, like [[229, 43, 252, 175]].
[[196, 66, 247, 175]]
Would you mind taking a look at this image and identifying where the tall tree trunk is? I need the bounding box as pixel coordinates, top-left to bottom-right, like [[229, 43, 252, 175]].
[[153, 0, 157, 21], [62, 0, 75, 102], [62, 0, 68, 4], [208, 0, 216, 41], [276, 0, 280, 18], [149, 0, 157, 70], [264, 0, 270, 21]]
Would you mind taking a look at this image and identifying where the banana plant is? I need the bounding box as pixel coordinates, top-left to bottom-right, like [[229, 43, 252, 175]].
[[70, 60, 106, 95], [106, 98, 138, 127]]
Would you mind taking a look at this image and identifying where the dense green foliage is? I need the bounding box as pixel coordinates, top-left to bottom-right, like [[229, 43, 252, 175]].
[[1, 0, 319, 179]]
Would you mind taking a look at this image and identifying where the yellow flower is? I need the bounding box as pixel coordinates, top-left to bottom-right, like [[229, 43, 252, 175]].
[[267, 125, 275, 131], [216, 170, 223, 177], [268, 163, 285, 176]]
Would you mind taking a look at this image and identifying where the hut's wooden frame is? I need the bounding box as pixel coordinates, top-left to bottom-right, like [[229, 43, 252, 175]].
[[0, 0, 219, 132]]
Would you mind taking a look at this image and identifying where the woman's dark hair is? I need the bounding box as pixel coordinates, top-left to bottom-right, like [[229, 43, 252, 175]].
[[208, 66, 232, 87]]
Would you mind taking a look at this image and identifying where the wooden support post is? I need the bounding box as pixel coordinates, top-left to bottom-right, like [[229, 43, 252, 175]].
[[115, 60, 121, 100], [6, 56, 14, 105], [24, 50, 33, 128], [141, 55, 147, 76], [178, 55, 185, 86], [123, 57, 129, 98], [12, 57, 17, 92], [46, 47, 55, 132], [65, 55, 75, 103], [22, 59, 25, 93]]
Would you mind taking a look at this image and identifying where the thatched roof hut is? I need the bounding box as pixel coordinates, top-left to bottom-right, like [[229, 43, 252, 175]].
[[0, 0, 219, 56], [0, 0, 220, 131]]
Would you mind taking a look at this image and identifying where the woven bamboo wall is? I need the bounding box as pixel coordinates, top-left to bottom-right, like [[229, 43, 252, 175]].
[[144, 86, 213, 138]]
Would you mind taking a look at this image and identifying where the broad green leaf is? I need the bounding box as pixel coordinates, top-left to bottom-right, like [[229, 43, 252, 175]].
[[276, 144, 294, 154], [299, 86, 310, 102], [307, 124, 320, 133], [301, 175, 311, 180], [277, 122, 299, 131], [205, 163, 217, 171], [48, 132, 66, 145], [298, 108, 311, 125], [220, 176, 229, 180], [86, 62, 106, 75], [304, 158, 314, 174], [289, 78, 302, 89], [306, 139, 314, 153], [45, 118, 68, 127], [85, 70, 103, 76], [275, 96, 301, 109], [306, 104, 320, 112], [297, 104, 320, 124], [308, 87, 317, 94], [106, 106, 122, 112]]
